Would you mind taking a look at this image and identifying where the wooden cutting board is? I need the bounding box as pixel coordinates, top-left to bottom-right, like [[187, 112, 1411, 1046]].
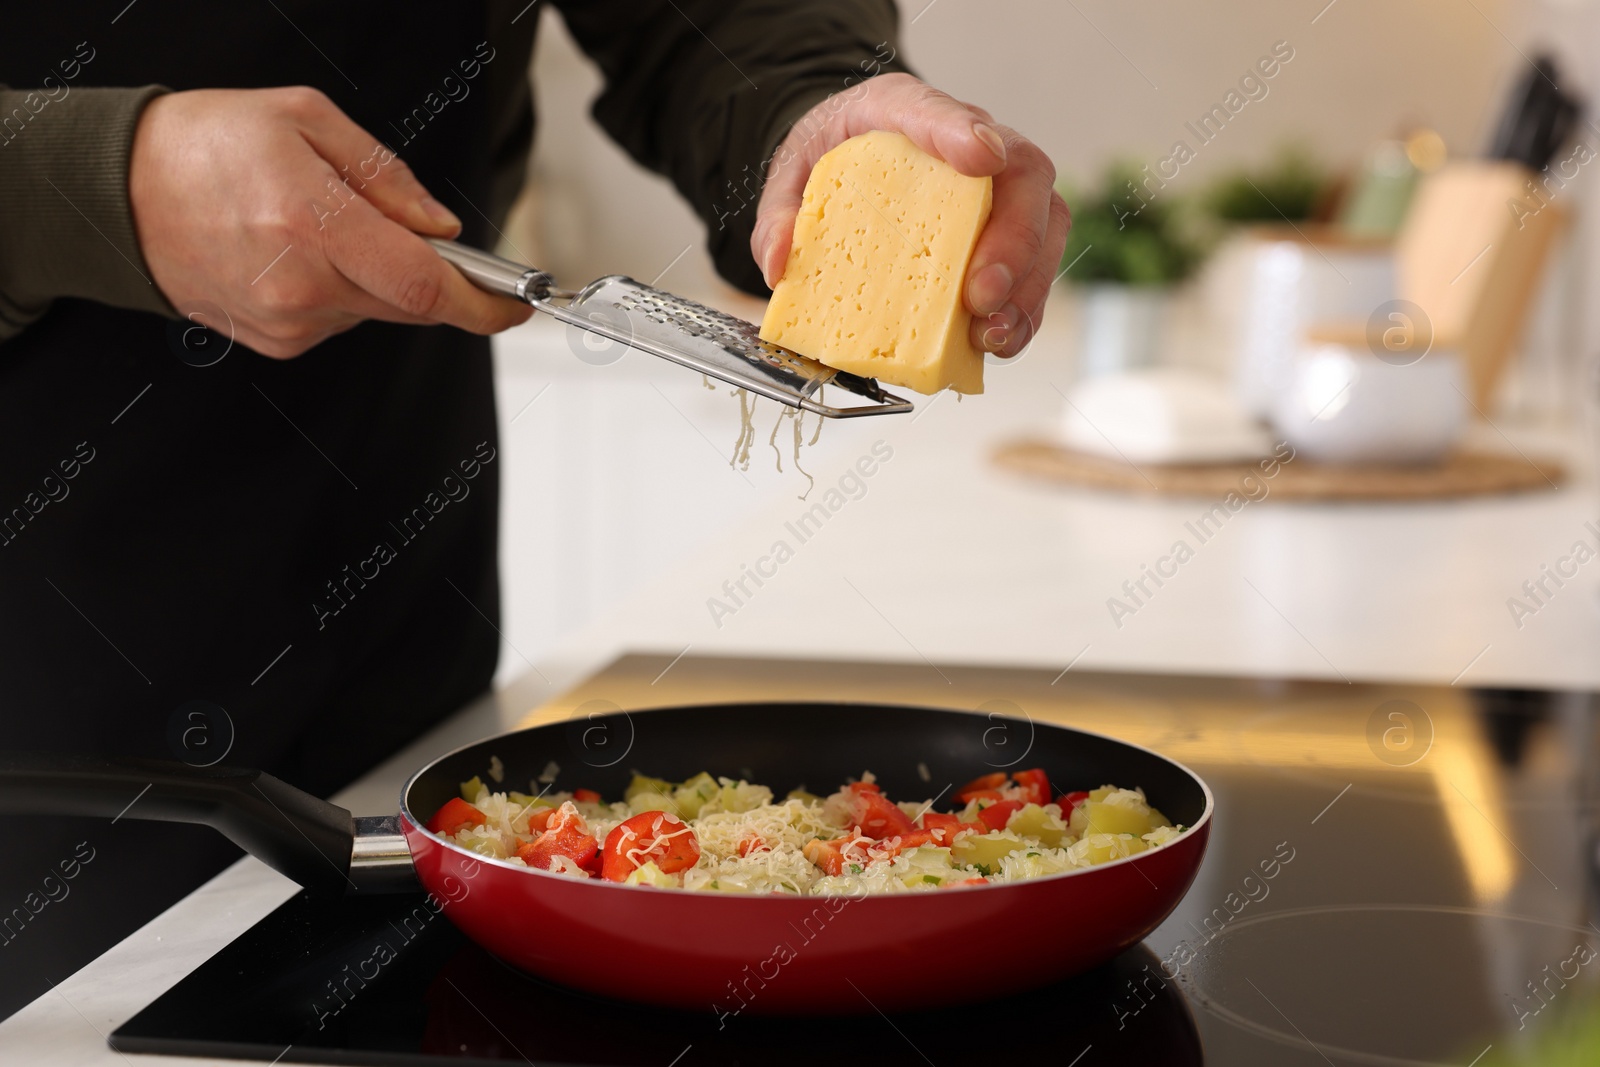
[[993, 440, 1565, 501]]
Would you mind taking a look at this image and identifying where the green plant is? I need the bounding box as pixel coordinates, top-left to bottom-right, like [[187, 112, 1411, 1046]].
[[1056, 163, 1202, 286], [1204, 146, 1329, 223]]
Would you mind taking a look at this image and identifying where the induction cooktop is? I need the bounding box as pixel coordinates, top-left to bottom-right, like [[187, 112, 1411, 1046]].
[[109, 888, 1202, 1065], [108, 663, 1600, 1066]]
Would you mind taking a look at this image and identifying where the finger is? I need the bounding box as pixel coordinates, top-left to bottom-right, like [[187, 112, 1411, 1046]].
[[842, 73, 1008, 179], [752, 152, 808, 289], [970, 190, 1070, 355], [753, 74, 1009, 287], [281, 86, 463, 238], [964, 127, 1056, 318], [321, 197, 532, 334]]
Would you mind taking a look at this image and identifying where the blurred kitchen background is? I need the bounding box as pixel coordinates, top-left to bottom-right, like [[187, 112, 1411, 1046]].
[[484, 0, 1600, 700]]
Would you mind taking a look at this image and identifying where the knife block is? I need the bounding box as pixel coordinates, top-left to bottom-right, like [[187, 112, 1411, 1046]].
[[1393, 160, 1568, 408]]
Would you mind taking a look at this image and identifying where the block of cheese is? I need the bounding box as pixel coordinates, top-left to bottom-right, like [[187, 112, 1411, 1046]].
[[759, 131, 993, 395]]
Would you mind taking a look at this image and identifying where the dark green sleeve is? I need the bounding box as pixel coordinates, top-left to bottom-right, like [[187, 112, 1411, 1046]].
[[0, 85, 174, 341], [549, 0, 913, 296]]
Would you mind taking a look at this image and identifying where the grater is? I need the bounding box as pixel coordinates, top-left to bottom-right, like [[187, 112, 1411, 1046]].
[[432, 239, 913, 418]]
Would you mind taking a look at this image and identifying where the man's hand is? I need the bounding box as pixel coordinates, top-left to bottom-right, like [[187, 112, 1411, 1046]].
[[129, 87, 531, 359], [752, 73, 1069, 358]]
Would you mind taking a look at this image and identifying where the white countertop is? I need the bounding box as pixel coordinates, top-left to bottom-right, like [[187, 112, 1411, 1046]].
[[6, 291, 1599, 1063]]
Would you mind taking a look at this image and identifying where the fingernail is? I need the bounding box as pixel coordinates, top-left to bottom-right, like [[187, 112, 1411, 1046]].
[[968, 262, 1013, 316], [420, 196, 461, 231], [980, 306, 1017, 352], [972, 122, 1007, 163], [998, 303, 1029, 355]]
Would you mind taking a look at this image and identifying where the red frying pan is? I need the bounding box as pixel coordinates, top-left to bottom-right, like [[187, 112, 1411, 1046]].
[[0, 702, 1212, 1014]]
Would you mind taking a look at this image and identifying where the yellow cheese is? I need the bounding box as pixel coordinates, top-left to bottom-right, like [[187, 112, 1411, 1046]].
[[759, 131, 993, 395]]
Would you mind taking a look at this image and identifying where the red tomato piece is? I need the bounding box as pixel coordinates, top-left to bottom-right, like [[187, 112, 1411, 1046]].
[[527, 807, 558, 832], [1058, 790, 1090, 811], [1012, 768, 1051, 807], [920, 811, 987, 846], [427, 797, 487, 837], [888, 828, 939, 851], [572, 788, 602, 803], [803, 838, 848, 876], [955, 773, 1009, 804], [846, 783, 915, 840], [601, 811, 701, 882], [581, 848, 603, 877], [518, 825, 598, 873], [978, 799, 1024, 832]]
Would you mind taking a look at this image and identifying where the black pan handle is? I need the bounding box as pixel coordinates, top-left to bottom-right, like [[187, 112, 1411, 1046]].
[[0, 752, 373, 895]]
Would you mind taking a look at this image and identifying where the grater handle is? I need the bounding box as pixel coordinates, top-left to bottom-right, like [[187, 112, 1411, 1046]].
[[429, 239, 554, 303]]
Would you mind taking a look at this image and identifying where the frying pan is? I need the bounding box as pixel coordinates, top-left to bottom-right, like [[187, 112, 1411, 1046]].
[[0, 702, 1212, 1014]]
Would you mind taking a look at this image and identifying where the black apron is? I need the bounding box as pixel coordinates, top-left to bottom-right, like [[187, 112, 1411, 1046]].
[[0, 2, 507, 1015]]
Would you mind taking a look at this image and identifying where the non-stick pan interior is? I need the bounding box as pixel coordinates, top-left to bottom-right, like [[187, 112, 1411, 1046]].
[[404, 703, 1208, 830]]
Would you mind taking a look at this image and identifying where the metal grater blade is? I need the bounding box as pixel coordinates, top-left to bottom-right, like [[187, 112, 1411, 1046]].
[[532, 276, 913, 418], [428, 239, 913, 419]]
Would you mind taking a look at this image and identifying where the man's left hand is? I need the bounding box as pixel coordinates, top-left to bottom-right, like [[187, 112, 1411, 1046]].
[[752, 73, 1070, 358]]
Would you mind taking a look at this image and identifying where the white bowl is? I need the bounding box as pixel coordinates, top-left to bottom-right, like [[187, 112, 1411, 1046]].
[[1269, 343, 1467, 464]]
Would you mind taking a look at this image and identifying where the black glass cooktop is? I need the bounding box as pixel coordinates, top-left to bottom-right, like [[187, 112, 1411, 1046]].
[[110, 674, 1600, 1066], [110, 888, 1202, 1065]]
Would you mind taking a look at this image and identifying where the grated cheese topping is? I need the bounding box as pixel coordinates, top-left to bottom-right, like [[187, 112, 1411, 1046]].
[[442, 771, 1186, 894]]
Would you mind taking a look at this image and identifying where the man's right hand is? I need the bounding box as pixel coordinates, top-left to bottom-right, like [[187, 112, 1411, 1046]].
[[129, 87, 531, 359]]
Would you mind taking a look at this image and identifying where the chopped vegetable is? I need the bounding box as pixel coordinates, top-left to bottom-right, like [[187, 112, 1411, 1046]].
[[1012, 768, 1051, 806], [427, 765, 1180, 894], [951, 830, 1028, 870], [844, 782, 916, 840], [955, 773, 1008, 804], [515, 802, 598, 874], [977, 799, 1025, 832], [427, 797, 487, 836], [601, 811, 701, 882], [672, 773, 720, 820], [625, 774, 674, 802]]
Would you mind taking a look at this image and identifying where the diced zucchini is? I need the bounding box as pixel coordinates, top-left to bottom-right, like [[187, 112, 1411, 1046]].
[[462, 836, 508, 859], [625, 774, 674, 803], [1069, 833, 1149, 865], [622, 861, 679, 888], [672, 772, 720, 819], [627, 791, 679, 816], [786, 788, 821, 803], [460, 776, 486, 803], [897, 846, 954, 887], [713, 779, 772, 814], [508, 791, 552, 809], [1008, 803, 1070, 847], [951, 831, 1027, 871], [1070, 795, 1159, 838]]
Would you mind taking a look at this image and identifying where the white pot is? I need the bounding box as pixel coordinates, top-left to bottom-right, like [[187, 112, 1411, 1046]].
[[1202, 228, 1397, 418], [1077, 285, 1169, 379]]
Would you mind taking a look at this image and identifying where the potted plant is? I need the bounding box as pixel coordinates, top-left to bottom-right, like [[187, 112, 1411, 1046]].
[[1057, 164, 1201, 378]]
